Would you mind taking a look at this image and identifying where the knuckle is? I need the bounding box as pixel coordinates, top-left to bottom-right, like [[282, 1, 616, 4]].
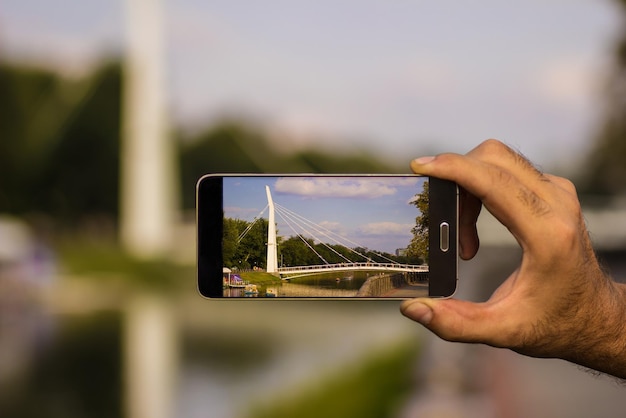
[[472, 138, 507, 158]]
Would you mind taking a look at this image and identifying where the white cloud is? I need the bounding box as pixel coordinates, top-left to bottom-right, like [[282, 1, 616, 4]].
[[358, 222, 413, 236], [274, 177, 418, 199]]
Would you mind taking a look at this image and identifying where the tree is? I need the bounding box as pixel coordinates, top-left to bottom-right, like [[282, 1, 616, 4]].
[[223, 217, 247, 268], [0, 60, 122, 221], [582, 0, 626, 195], [178, 120, 399, 209], [222, 216, 270, 270], [407, 181, 429, 263], [279, 236, 317, 266]]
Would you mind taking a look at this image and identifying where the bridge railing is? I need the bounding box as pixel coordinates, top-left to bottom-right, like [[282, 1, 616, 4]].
[[277, 262, 428, 273]]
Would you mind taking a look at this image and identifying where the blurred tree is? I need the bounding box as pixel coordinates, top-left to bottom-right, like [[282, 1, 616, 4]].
[[1, 60, 400, 222], [36, 63, 122, 220], [0, 60, 122, 222], [0, 63, 70, 213], [179, 121, 280, 209], [179, 120, 398, 209], [583, 0, 626, 195], [291, 149, 396, 175]]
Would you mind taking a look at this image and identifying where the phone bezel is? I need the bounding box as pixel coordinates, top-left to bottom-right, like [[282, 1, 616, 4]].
[[197, 173, 458, 299]]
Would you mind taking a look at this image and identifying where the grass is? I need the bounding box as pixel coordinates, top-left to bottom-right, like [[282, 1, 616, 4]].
[[246, 339, 419, 418], [239, 271, 282, 285], [55, 237, 194, 290]]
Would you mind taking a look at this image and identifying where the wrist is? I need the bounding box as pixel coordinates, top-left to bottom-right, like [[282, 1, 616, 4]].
[[564, 277, 626, 378]]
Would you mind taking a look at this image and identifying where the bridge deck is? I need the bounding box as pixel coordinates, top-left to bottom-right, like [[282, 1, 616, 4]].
[[277, 262, 428, 275]]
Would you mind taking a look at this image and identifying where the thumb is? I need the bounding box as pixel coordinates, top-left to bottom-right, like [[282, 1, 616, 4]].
[[400, 298, 498, 345]]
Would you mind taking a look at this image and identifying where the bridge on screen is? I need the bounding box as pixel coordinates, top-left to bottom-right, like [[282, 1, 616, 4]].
[[247, 185, 426, 278], [277, 262, 428, 276]]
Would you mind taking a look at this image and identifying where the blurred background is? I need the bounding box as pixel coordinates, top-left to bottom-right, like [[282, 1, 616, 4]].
[[1, 1, 626, 417]]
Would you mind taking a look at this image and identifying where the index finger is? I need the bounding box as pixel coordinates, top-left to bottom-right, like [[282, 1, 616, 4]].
[[410, 149, 553, 249]]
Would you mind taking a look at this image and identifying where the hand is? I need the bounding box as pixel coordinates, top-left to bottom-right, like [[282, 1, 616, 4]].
[[401, 139, 626, 378]]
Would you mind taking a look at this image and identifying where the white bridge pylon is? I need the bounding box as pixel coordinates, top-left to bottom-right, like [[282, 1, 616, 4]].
[[264, 185, 427, 277], [265, 185, 278, 273]]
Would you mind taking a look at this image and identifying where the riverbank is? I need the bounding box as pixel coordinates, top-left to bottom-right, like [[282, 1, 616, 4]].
[[357, 273, 428, 298]]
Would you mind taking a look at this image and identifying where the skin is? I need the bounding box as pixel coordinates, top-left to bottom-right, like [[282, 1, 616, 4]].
[[401, 139, 626, 379]]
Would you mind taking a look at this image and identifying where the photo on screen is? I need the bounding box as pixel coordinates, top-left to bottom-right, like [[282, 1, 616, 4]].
[[221, 176, 429, 298]]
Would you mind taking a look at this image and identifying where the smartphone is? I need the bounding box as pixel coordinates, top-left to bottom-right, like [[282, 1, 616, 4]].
[[197, 174, 458, 299]]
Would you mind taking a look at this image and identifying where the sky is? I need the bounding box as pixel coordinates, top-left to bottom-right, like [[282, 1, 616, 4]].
[[223, 175, 427, 254], [0, 0, 623, 170]]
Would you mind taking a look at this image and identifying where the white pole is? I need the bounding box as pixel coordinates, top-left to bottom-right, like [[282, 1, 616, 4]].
[[120, 0, 179, 259], [124, 295, 177, 418], [265, 185, 278, 273]]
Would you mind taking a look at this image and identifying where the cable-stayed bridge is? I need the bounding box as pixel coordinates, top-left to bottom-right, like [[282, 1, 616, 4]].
[[237, 185, 427, 277], [278, 262, 428, 275]]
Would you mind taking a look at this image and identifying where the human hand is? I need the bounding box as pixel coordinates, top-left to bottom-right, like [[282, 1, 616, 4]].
[[401, 139, 626, 378]]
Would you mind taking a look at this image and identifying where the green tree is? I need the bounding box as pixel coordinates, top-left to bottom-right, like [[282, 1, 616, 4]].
[[178, 120, 398, 210], [407, 181, 429, 263], [223, 217, 248, 268], [583, 0, 626, 195], [280, 236, 317, 266], [222, 216, 270, 270], [0, 60, 122, 221], [233, 218, 268, 270]]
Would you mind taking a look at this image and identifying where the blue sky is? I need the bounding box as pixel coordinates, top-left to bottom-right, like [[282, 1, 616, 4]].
[[223, 175, 426, 253], [1, 1, 622, 170]]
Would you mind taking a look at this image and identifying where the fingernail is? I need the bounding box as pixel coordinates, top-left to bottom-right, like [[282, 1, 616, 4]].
[[402, 301, 433, 325], [412, 156, 436, 165]]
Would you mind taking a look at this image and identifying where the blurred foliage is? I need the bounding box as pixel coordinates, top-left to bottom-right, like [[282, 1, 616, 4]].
[[183, 326, 280, 375], [179, 122, 398, 209], [55, 236, 194, 289], [247, 339, 418, 418], [0, 60, 122, 221], [3, 0, 626, 224], [0, 59, 398, 224], [583, 0, 626, 196]]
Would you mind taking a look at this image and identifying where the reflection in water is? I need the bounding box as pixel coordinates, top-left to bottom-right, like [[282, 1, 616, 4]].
[[223, 271, 429, 298], [280, 282, 359, 297], [0, 311, 122, 418]]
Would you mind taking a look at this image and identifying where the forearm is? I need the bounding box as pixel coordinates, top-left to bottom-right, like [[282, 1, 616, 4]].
[[565, 279, 626, 379]]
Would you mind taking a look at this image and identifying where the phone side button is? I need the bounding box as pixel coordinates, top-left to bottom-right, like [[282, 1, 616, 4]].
[[439, 222, 450, 252]]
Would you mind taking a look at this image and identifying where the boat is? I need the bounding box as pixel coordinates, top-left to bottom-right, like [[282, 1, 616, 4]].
[[265, 288, 277, 297], [244, 284, 259, 295]]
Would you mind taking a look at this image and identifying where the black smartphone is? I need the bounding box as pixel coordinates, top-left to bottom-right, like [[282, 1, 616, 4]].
[[197, 174, 458, 299]]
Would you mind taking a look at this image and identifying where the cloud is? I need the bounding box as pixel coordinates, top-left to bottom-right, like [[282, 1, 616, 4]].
[[274, 177, 418, 199], [358, 222, 413, 236], [534, 56, 599, 107]]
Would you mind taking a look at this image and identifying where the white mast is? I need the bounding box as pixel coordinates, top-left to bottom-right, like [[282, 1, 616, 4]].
[[120, 0, 179, 259], [265, 185, 278, 273]]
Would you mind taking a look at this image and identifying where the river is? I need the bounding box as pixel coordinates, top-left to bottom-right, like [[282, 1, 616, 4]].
[[224, 271, 428, 298]]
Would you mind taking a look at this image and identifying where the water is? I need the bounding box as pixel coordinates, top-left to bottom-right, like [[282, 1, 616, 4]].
[[224, 272, 379, 298]]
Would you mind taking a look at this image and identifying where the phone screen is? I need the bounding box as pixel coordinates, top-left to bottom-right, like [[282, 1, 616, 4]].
[[197, 174, 457, 299]]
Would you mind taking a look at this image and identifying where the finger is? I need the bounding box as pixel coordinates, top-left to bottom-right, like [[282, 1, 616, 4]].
[[410, 152, 550, 247], [467, 139, 548, 189], [400, 298, 510, 347], [459, 187, 481, 260], [410, 162, 482, 259]]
